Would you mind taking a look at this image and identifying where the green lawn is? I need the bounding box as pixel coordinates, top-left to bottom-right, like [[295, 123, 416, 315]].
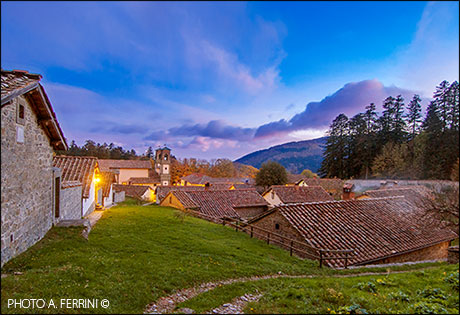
[[178, 265, 459, 314], [1, 199, 455, 314], [1, 199, 321, 314]]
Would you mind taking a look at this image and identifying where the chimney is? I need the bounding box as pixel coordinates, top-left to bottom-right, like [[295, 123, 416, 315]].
[[342, 183, 355, 200]]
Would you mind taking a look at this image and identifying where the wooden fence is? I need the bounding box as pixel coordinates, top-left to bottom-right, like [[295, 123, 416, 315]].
[[185, 209, 355, 268]]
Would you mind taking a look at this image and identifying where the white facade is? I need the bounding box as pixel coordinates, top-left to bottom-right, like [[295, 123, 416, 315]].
[[262, 189, 283, 207], [82, 172, 97, 217], [103, 184, 114, 207]]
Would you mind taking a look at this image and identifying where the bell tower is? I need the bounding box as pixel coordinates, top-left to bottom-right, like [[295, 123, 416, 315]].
[[155, 146, 171, 186]]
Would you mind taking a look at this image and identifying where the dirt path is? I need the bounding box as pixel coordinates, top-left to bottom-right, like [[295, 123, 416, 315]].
[[144, 267, 436, 314]]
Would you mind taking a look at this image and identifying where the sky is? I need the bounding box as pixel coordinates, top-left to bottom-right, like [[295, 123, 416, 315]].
[[2, 1, 459, 160]]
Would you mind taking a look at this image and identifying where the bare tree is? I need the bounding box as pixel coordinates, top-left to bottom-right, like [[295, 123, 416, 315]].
[[417, 186, 459, 234]]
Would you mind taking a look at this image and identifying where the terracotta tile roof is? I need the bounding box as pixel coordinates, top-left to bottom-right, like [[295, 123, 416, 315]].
[[181, 173, 253, 185], [1, 70, 67, 150], [113, 184, 152, 199], [61, 181, 82, 189], [173, 189, 269, 219], [232, 184, 256, 190], [99, 171, 116, 197], [53, 156, 98, 198], [266, 185, 334, 203], [127, 175, 161, 185], [156, 184, 236, 203], [156, 186, 206, 202], [363, 187, 432, 206], [275, 197, 457, 268], [167, 191, 198, 209], [98, 159, 152, 171]]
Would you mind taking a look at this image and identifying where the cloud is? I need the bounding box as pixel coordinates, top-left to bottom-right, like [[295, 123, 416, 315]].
[[144, 79, 418, 143], [391, 1, 459, 96], [144, 120, 255, 142], [254, 79, 416, 138]]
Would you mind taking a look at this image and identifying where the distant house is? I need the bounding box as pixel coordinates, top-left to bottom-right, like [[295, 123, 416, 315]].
[[180, 173, 253, 186], [98, 159, 153, 184], [99, 147, 171, 186], [249, 197, 458, 267], [287, 175, 344, 200], [1, 69, 68, 266], [113, 184, 155, 202], [53, 156, 100, 216], [262, 185, 333, 206], [160, 189, 269, 220]]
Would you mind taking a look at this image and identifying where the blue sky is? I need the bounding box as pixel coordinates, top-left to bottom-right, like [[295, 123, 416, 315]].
[[2, 1, 459, 160]]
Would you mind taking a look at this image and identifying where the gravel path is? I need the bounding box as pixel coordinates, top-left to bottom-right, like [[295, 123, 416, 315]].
[[144, 267, 436, 314]]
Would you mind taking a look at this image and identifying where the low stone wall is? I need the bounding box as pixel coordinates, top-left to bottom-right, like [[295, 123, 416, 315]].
[[60, 185, 82, 220], [234, 206, 266, 220], [367, 241, 451, 265], [447, 246, 459, 264], [114, 191, 125, 203]]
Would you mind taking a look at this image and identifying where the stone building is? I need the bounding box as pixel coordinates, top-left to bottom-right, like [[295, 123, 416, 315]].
[[248, 197, 457, 267], [1, 70, 68, 266], [98, 159, 153, 184], [262, 185, 334, 207], [160, 189, 269, 220], [154, 147, 171, 186]]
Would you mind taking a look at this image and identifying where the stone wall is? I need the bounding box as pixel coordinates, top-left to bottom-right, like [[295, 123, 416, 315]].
[[447, 246, 459, 264], [249, 211, 318, 259], [60, 185, 82, 220], [234, 206, 266, 220], [1, 96, 55, 266], [365, 241, 451, 265]]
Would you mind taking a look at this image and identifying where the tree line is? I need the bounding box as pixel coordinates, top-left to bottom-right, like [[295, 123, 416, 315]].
[[57, 140, 141, 160], [319, 80, 459, 180]]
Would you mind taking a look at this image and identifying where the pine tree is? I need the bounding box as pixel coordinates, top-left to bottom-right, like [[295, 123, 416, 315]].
[[406, 94, 422, 139], [319, 114, 349, 178]]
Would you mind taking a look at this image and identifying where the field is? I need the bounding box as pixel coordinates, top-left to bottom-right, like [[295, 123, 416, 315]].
[[1, 199, 456, 314]]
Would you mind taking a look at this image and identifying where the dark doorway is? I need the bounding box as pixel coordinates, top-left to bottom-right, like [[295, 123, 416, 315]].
[[54, 177, 60, 218]]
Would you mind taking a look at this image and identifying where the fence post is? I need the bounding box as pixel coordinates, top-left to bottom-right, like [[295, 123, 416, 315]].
[[250, 226, 253, 238], [319, 250, 323, 268], [290, 241, 293, 256], [235, 221, 238, 232], [222, 219, 225, 226], [344, 252, 348, 269], [267, 232, 270, 244]]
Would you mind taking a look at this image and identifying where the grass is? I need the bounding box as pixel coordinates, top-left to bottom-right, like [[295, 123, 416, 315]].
[[1, 199, 454, 314], [1, 199, 320, 314], [177, 264, 459, 314]]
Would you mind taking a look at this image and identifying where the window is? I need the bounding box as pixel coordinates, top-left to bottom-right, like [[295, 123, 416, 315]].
[[271, 191, 275, 199], [16, 101, 25, 125], [16, 125, 24, 143], [169, 196, 172, 203], [164, 154, 168, 160], [275, 223, 280, 230]]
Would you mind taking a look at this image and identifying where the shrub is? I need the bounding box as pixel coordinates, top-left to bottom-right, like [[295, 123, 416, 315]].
[[353, 281, 377, 293], [336, 304, 368, 314], [410, 301, 448, 314], [444, 271, 459, 291], [388, 290, 410, 302], [417, 287, 447, 300]]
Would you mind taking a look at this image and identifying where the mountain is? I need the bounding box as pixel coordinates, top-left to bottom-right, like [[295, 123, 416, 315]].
[[234, 137, 327, 174]]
